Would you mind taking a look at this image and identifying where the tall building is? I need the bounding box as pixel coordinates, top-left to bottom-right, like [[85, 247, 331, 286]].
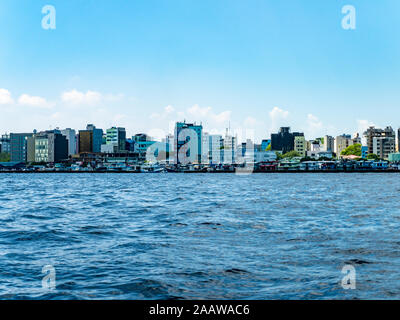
[[132, 134, 156, 155], [223, 130, 237, 164], [202, 133, 223, 164], [34, 130, 68, 163], [372, 136, 395, 160], [364, 126, 395, 155], [398, 128, 400, 152], [352, 133, 362, 145], [10, 132, 34, 162], [271, 127, 304, 153], [174, 121, 203, 164], [26, 135, 36, 163], [61, 128, 77, 156], [0, 134, 10, 154], [322, 135, 335, 152], [161, 134, 175, 164], [106, 127, 126, 152], [294, 136, 306, 157], [335, 134, 353, 157], [78, 130, 93, 153], [86, 124, 103, 153]]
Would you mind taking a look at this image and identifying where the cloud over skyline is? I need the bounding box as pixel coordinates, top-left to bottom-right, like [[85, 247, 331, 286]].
[[0, 86, 397, 143]]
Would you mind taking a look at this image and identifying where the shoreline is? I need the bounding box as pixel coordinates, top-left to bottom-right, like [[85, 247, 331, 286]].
[[0, 170, 399, 174]]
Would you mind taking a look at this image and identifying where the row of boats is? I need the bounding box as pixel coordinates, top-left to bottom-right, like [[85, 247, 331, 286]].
[[2, 160, 400, 173]]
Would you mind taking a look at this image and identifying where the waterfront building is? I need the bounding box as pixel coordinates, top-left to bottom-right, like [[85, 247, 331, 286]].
[[10, 132, 34, 162], [353, 133, 362, 145], [163, 134, 175, 164], [254, 150, 277, 163], [322, 135, 335, 152], [86, 124, 103, 153], [278, 158, 301, 170], [237, 140, 251, 158], [26, 135, 35, 162], [372, 136, 395, 160], [310, 140, 321, 152], [398, 128, 400, 152], [174, 121, 203, 164], [361, 146, 368, 159], [106, 127, 126, 152], [132, 134, 156, 155], [261, 139, 271, 151], [125, 139, 135, 152], [78, 130, 93, 153], [222, 130, 237, 164], [101, 143, 118, 154], [389, 153, 400, 162], [34, 130, 68, 163], [335, 134, 354, 157], [364, 126, 395, 156], [271, 127, 304, 153], [61, 128, 77, 156], [294, 136, 306, 157], [0, 134, 10, 154], [306, 148, 333, 160], [202, 133, 223, 165]]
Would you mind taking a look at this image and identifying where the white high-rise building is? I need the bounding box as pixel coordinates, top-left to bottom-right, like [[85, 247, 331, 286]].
[[323, 135, 335, 152], [162, 134, 175, 164], [223, 130, 237, 164], [202, 133, 223, 165], [61, 128, 77, 156]]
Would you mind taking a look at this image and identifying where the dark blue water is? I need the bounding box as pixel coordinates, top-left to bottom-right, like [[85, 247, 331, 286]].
[[1, 173, 400, 299]]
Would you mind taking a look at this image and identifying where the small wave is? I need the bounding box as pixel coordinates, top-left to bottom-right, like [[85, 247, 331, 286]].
[[224, 268, 249, 274], [345, 259, 373, 265]]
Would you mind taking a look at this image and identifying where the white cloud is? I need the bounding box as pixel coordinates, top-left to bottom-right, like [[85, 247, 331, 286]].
[[269, 106, 289, 122], [269, 106, 289, 133], [307, 113, 323, 131], [357, 119, 375, 135], [61, 89, 102, 105], [149, 112, 160, 120], [150, 105, 176, 120], [51, 112, 62, 119], [187, 104, 212, 117], [187, 104, 231, 124], [0, 89, 14, 105], [104, 93, 125, 102], [357, 119, 375, 144], [212, 110, 231, 123], [18, 94, 52, 108], [165, 105, 174, 114], [244, 116, 257, 127]]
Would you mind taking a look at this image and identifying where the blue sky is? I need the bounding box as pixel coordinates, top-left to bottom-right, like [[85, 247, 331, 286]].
[[1, 0, 399, 142]]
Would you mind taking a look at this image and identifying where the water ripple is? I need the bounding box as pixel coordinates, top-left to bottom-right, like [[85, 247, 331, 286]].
[[1, 173, 400, 299]]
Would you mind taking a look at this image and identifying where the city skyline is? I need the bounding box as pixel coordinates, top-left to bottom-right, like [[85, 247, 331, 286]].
[[1, 0, 400, 141]]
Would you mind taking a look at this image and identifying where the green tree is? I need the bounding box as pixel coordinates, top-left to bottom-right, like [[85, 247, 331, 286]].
[[0, 153, 10, 162], [275, 151, 283, 160], [266, 144, 271, 151], [282, 151, 301, 159], [341, 144, 362, 156], [367, 153, 379, 160]]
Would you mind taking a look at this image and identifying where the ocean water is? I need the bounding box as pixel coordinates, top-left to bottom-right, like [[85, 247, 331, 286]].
[[1, 173, 400, 300]]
